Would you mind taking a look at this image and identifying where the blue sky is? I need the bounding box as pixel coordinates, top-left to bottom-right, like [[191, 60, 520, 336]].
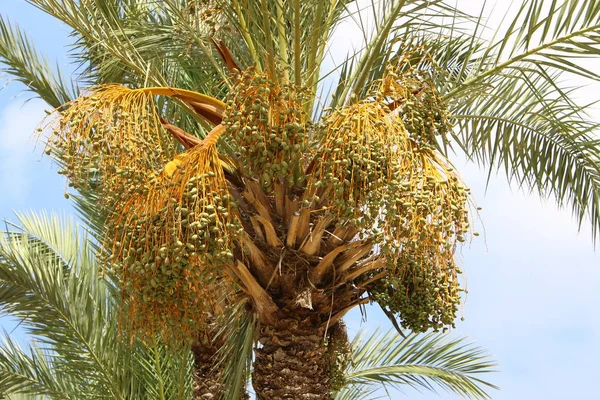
[[0, 1, 599, 399]]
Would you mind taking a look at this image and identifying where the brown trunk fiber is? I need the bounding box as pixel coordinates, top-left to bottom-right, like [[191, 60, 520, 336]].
[[191, 339, 222, 399], [252, 317, 332, 400]]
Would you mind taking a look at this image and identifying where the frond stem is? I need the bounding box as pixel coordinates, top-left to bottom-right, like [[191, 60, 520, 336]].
[[260, 0, 277, 79], [201, 124, 226, 147], [293, 0, 301, 86], [232, 0, 262, 70]]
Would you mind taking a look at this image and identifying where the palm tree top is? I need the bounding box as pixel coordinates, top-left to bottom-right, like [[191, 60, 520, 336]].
[[43, 55, 471, 341], [28, 0, 600, 346]]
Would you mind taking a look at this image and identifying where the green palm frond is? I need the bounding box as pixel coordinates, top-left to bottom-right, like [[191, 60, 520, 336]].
[[0, 15, 74, 108], [0, 212, 226, 400], [132, 344, 195, 400], [210, 0, 355, 105], [0, 212, 131, 399], [0, 334, 75, 399], [26, 0, 228, 90], [26, 0, 229, 140], [451, 67, 600, 236], [27, 0, 168, 87], [3, 394, 46, 400], [334, 330, 498, 400], [69, 191, 106, 244], [430, 1, 600, 240], [216, 301, 256, 400], [454, 0, 600, 95], [330, 0, 473, 106]]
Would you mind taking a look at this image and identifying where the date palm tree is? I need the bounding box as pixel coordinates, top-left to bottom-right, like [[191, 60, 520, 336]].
[[0, 3, 496, 399], [2, 0, 600, 398]]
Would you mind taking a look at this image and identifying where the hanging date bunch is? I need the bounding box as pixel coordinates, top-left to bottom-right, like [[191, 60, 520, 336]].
[[46, 85, 177, 207], [308, 67, 471, 332], [381, 66, 453, 148], [374, 68, 470, 332], [222, 69, 310, 191], [109, 143, 241, 341], [45, 85, 241, 342]]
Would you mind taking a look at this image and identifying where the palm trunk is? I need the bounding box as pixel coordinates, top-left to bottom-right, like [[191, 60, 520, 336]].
[[192, 339, 223, 399], [252, 317, 332, 400]]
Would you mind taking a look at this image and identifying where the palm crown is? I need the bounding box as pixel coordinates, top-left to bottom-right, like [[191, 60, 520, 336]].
[[2, 0, 600, 398]]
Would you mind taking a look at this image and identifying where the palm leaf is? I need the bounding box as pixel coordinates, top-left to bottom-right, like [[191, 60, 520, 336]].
[[0, 334, 76, 399], [216, 301, 256, 400], [335, 329, 498, 400], [0, 15, 74, 108], [0, 211, 203, 399], [0, 212, 131, 399], [454, 0, 600, 93], [26, 0, 229, 139], [132, 343, 195, 400], [433, 1, 600, 240], [331, 0, 473, 106]]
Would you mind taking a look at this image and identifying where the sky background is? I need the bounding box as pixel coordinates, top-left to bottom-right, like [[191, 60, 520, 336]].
[[0, 1, 599, 399]]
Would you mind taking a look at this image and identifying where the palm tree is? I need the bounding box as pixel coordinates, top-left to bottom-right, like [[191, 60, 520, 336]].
[[2, 0, 600, 398], [0, 212, 496, 399], [0, 4, 497, 398]]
